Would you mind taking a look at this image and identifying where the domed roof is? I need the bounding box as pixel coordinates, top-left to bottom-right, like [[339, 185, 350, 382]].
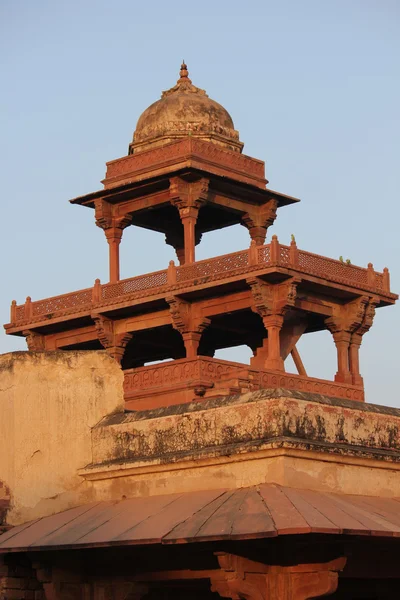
[[129, 63, 243, 155]]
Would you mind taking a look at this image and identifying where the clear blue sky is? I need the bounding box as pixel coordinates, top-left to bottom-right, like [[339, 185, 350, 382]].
[[1, 0, 399, 404]]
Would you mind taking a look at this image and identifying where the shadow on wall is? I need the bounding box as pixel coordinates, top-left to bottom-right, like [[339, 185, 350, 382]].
[[0, 480, 11, 533]]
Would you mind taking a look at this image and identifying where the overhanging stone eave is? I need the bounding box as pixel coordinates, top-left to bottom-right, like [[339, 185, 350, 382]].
[[68, 169, 300, 208]]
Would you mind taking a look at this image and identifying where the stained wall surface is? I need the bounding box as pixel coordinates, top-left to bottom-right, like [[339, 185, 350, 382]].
[[0, 351, 123, 525]]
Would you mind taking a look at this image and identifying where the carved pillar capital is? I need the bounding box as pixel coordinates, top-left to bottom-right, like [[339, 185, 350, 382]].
[[247, 278, 298, 320], [325, 296, 370, 335], [169, 176, 209, 212], [169, 177, 209, 264], [166, 295, 210, 358], [326, 296, 377, 386], [23, 330, 45, 351], [241, 199, 278, 245], [93, 315, 132, 364], [247, 279, 298, 371], [94, 198, 132, 232]]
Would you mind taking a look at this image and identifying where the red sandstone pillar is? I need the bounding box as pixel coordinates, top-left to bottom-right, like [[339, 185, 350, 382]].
[[263, 315, 284, 371], [181, 209, 197, 264], [182, 332, 201, 359], [332, 331, 352, 384], [105, 228, 123, 283], [349, 333, 363, 386]]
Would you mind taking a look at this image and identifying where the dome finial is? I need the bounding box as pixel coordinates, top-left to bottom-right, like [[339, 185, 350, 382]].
[[180, 60, 189, 79]]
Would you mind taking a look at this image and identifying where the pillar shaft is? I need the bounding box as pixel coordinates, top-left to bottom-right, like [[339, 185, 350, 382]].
[[182, 214, 197, 264], [105, 228, 123, 283], [349, 334, 363, 386], [332, 331, 352, 383], [263, 315, 284, 371], [182, 332, 201, 359]]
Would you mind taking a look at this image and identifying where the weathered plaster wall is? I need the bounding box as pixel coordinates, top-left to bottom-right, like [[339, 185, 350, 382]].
[[0, 351, 123, 525], [82, 389, 400, 500]]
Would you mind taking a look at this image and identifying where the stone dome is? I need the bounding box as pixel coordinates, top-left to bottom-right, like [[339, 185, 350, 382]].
[[129, 63, 243, 154]]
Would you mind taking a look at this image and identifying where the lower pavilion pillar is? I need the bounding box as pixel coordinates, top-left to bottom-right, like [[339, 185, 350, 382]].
[[349, 332, 363, 386], [247, 277, 298, 373], [250, 337, 269, 369], [331, 330, 352, 384], [262, 315, 284, 371], [182, 331, 202, 359]]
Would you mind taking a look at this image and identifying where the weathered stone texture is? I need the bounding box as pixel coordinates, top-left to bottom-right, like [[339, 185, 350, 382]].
[[82, 389, 400, 500], [0, 351, 123, 525], [92, 389, 400, 465]]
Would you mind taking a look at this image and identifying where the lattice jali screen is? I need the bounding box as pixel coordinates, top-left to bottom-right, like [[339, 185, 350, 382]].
[[374, 273, 384, 290], [177, 250, 248, 283], [298, 251, 369, 286], [32, 289, 92, 317], [102, 270, 168, 301], [15, 305, 25, 322], [279, 245, 291, 266], [258, 245, 271, 265]]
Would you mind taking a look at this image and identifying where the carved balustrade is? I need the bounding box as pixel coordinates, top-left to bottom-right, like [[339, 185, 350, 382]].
[[8, 238, 393, 329], [104, 137, 266, 189], [123, 356, 364, 411]]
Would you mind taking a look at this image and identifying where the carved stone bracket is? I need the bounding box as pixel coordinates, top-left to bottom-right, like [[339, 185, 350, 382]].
[[169, 177, 209, 264], [94, 199, 132, 282], [247, 278, 298, 320], [94, 199, 132, 232], [247, 278, 298, 371], [211, 553, 346, 600], [325, 296, 378, 385], [93, 315, 132, 364], [166, 295, 210, 358], [241, 199, 278, 245], [169, 176, 209, 212], [23, 329, 46, 351]]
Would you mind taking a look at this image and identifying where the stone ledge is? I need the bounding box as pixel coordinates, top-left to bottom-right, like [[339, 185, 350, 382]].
[[101, 388, 400, 427], [89, 389, 400, 468]]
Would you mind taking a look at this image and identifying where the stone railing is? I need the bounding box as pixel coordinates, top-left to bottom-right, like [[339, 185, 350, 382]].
[[105, 137, 266, 187], [123, 356, 365, 405], [8, 236, 392, 327]]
